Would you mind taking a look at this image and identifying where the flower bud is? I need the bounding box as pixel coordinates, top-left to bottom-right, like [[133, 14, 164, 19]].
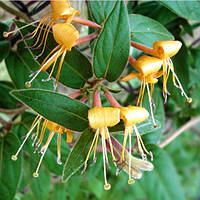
[[135, 55, 163, 76], [88, 107, 120, 129], [153, 40, 182, 59]]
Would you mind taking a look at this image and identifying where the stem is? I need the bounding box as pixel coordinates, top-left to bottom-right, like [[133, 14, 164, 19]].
[[0, 1, 31, 23], [93, 90, 101, 107], [129, 55, 137, 66], [75, 33, 97, 46], [68, 91, 82, 99], [158, 116, 200, 148], [79, 96, 87, 103], [105, 91, 121, 108], [73, 17, 101, 29], [131, 41, 154, 56], [0, 106, 27, 114]]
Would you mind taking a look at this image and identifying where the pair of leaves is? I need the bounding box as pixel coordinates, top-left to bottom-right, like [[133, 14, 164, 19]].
[[14, 20, 93, 89]]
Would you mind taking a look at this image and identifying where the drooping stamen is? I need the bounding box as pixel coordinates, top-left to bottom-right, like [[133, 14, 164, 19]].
[[101, 131, 111, 191], [33, 131, 54, 177], [128, 131, 134, 184], [57, 134, 62, 165], [146, 83, 157, 128], [3, 19, 41, 38], [32, 117, 42, 147], [134, 125, 153, 161], [82, 129, 99, 173], [11, 116, 42, 161], [102, 128, 109, 168], [121, 128, 129, 163], [36, 120, 48, 149], [167, 58, 192, 103]]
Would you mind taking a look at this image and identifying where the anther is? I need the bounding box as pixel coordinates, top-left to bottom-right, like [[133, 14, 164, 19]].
[[128, 179, 135, 184], [3, 32, 9, 38], [33, 172, 39, 178], [25, 82, 31, 88], [11, 155, 18, 161], [187, 98, 192, 103], [104, 183, 111, 190]]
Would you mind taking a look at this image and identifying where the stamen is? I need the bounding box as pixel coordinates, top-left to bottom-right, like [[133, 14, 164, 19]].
[[57, 134, 62, 165], [128, 130, 134, 184], [82, 129, 99, 173], [11, 117, 42, 161], [101, 131, 111, 191], [33, 131, 54, 177], [3, 20, 41, 38], [121, 128, 129, 163], [167, 58, 192, 103], [146, 83, 157, 128], [102, 128, 109, 168]]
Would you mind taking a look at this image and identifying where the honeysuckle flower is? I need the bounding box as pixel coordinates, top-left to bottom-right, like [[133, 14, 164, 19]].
[[110, 135, 154, 184], [120, 55, 163, 127], [153, 40, 192, 103], [86, 107, 120, 190], [25, 22, 79, 89], [119, 106, 152, 183], [11, 115, 73, 177]]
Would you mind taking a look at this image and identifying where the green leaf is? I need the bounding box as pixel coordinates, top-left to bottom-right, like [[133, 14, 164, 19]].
[[0, 81, 18, 109], [14, 20, 93, 89], [133, 2, 178, 25], [13, 112, 70, 175], [5, 42, 54, 90], [160, 0, 200, 21], [0, 133, 22, 200], [129, 14, 174, 47], [93, 0, 130, 82], [138, 144, 185, 200], [87, 0, 116, 24], [0, 41, 10, 63], [62, 128, 94, 182], [30, 169, 50, 200], [11, 89, 89, 132]]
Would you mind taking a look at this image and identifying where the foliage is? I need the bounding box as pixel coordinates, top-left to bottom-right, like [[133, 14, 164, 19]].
[[0, 1, 200, 200]]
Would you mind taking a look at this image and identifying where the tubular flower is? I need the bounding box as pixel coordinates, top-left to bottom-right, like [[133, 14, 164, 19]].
[[111, 136, 154, 184], [11, 115, 73, 177], [119, 106, 152, 183], [86, 107, 120, 190], [153, 40, 192, 103], [25, 22, 79, 89], [120, 55, 163, 127], [4, 0, 79, 59]]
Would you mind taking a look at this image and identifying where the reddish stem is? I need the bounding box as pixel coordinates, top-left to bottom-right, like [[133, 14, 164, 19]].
[[105, 91, 121, 108], [129, 55, 137, 66], [93, 90, 102, 107], [68, 91, 82, 99], [73, 17, 101, 29], [79, 96, 87, 103], [75, 33, 97, 46], [131, 41, 155, 56]]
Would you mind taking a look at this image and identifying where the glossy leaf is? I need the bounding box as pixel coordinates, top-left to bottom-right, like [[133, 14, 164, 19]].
[[133, 2, 178, 25], [129, 14, 174, 47], [0, 41, 10, 63], [14, 20, 93, 89], [11, 89, 89, 132], [0, 81, 18, 109], [5, 42, 54, 90], [160, 0, 200, 21], [138, 144, 185, 200], [62, 128, 94, 182], [87, 0, 115, 24], [93, 0, 130, 82], [0, 133, 22, 200]]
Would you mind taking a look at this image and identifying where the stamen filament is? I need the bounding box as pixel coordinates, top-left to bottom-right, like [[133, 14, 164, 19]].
[[146, 83, 157, 128], [57, 134, 62, 165], [11, 117, 42, 161], [128, 131, 134, 184], [33, 131, 54, 177]]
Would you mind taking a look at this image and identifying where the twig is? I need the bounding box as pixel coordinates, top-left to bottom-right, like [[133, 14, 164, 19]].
[[0, 1, 31, 22], [190, 37, 200, 47], [0, 106, 27, 115], [0, 117, 10, 129], [158, 116, 200, 148]]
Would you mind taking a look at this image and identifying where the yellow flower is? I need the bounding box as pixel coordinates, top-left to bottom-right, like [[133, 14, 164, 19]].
[[25, 22, 79, 89], [119, 106, 152, 183], [11, 115, 73, 177], [86, 107, 120, 190], [120, 55, 163, 127], [153, 40, 192, 103]]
